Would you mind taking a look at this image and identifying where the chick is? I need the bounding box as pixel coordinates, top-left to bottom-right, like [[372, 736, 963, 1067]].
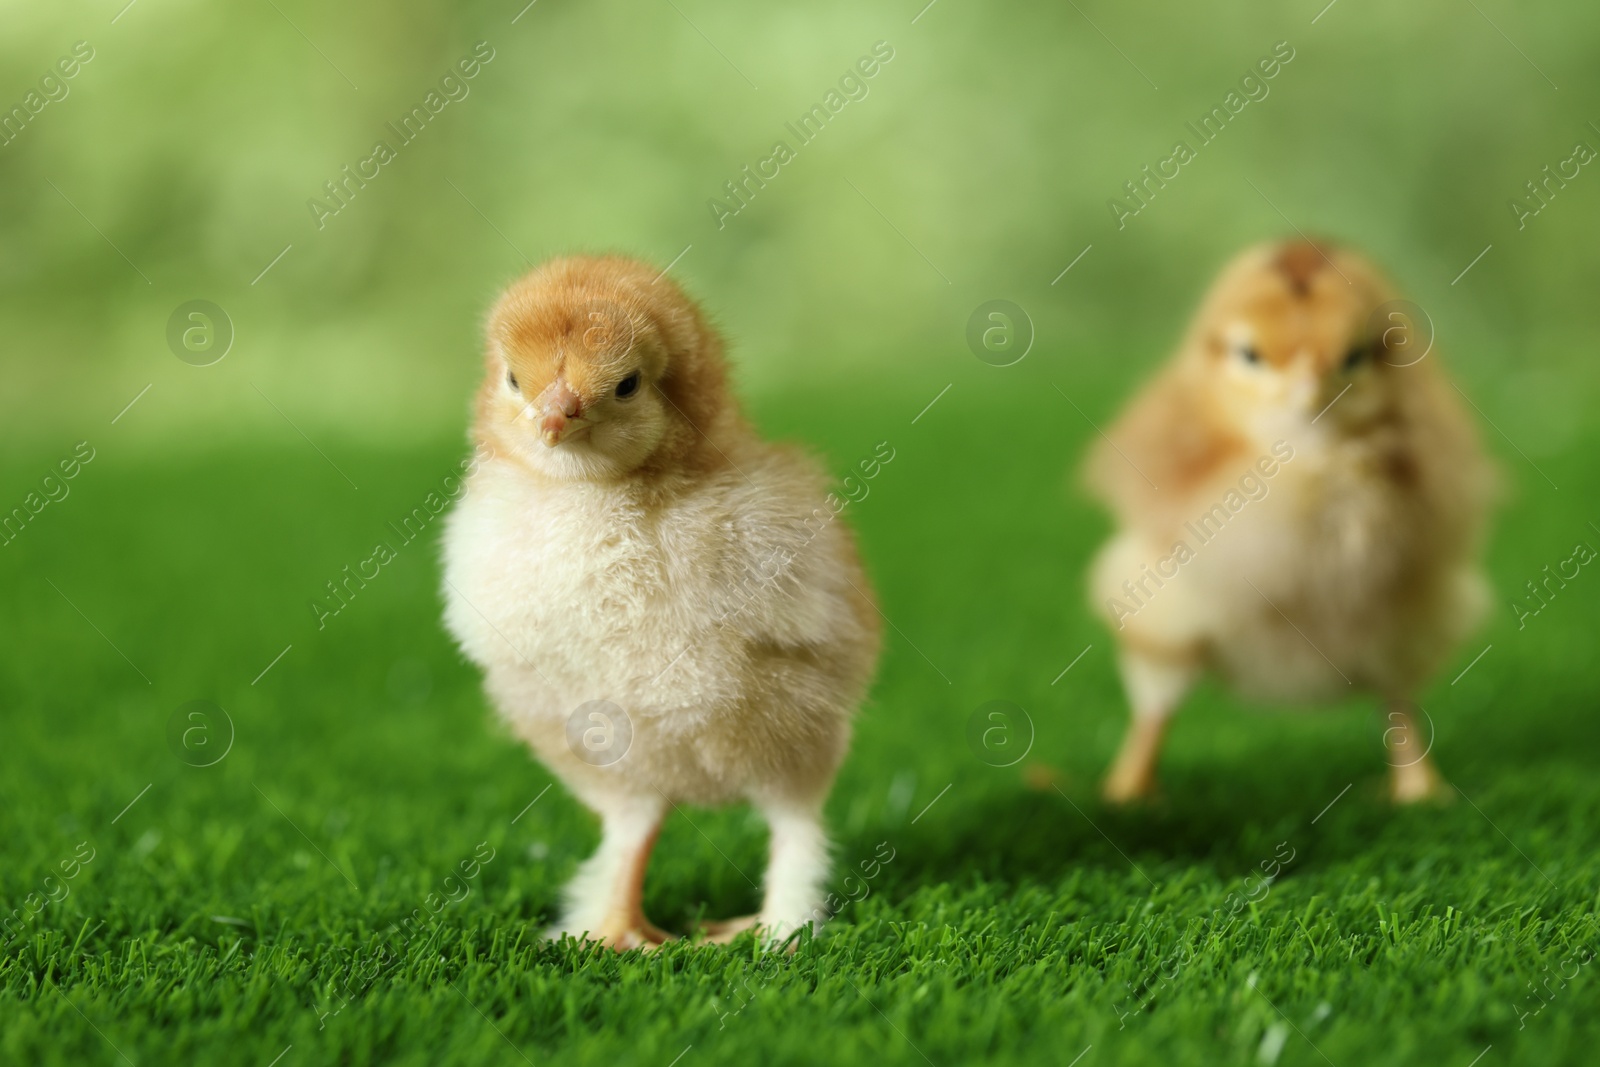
[[442, 256, 880, 949], [1084, 240, 1494, 805]]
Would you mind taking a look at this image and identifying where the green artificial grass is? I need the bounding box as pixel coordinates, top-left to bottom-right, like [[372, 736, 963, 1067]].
[[2, 377, 1597, 1066]]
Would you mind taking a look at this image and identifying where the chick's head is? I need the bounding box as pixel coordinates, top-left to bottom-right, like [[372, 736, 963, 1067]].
[[1184, 240, 1422, 443], [478, 256, 730, 481]]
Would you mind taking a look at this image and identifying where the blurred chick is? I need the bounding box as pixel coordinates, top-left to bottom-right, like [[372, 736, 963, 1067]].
[[442, 256, 880, 949], [1084, 240, 1494, 805]]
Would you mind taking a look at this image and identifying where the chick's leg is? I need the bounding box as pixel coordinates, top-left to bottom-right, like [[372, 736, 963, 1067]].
[[1383, 701, 1449, 804], [703, 801, 829, 947], [551, 793, 672, 950], [1103, 649, 1197, 804], [755, 803, 830, 943]]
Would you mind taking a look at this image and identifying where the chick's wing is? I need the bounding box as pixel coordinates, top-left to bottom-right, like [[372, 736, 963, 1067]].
[[1083, 368, 1249, 533]]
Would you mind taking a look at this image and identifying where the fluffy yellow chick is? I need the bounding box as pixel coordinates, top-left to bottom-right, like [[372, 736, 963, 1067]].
[[1084, 240, 1494, 805], [442, 256, 880, 949]]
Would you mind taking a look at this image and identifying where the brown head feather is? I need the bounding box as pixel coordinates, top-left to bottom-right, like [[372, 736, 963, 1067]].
[[475, 256, 742, 482], [1271, 239, 1332, 297]]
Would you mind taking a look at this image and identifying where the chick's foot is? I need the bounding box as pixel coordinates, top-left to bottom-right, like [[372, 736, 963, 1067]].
[[1389, 758, 1453, 805], [1101, 715, 1170, 804], [697, 915, 759, 944], [1101, 764, 1159, 804], [598, 914, 676, 952]]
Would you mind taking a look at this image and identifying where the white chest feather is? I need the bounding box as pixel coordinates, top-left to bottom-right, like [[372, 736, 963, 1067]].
[[440, 453, 860, 727]]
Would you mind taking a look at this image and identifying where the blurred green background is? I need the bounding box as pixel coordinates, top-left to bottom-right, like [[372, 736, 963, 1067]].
[[4, 2, 1600, 1065], [2, 0, 1595, 451]]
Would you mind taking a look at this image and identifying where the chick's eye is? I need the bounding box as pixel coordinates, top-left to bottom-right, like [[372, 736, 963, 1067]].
[[1236, 345, 1261, 365], [615, 371, 641, 399], [506, 369, 518, 392], [1343, 344, 1369, 371]]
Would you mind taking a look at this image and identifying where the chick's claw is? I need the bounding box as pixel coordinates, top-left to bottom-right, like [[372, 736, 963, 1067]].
[[584, 909, 675, 952], [1389, 759, 1454, 806], [1101, 767, 1159, 806], [601, 923, 675, 952], [696, 915, 759, 945]]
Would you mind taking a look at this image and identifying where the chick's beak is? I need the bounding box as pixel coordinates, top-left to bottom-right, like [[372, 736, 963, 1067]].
[[1285, 356, 1321, 416], [538, 379, 584, 447]]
